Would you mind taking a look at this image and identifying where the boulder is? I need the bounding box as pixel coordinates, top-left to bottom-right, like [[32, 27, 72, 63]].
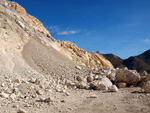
[[0, 92, 9, 98], [78, 82, 87, 89], [115, 69, 140, 86], [77, 76, 86, 82], [90, 94, 98, 98], [140, 71, 148, 76], [87, 74, 94, 82], [10, 93, 16, 100], [65, 80, 75, 87], [117, 82, 126, 88], [39, 97, 53, 103], [14, 79, 21, 83], [103, 67, 116, 81], [75, 66, 82, 70], [109, 85, 118, 92], [13, 88, 19, 94], [90, 77, 112, 90], [29, 77, 36, 83], [18, 109, 27, 113], [141, 75, 150, 93], [36, 90, 44, 95], [141, 81, 150, 93], [95, 83, 107, 90]]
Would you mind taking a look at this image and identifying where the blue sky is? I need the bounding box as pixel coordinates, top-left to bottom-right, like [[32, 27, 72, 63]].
[[10, 0, 150, 59]]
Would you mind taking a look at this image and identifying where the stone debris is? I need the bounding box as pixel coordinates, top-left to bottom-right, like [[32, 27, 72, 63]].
[[140, 71, 148, 76], [29, 77, 37, 83], [14, 79, 21, 83], [141, 75, 150, 93], [90, 77, 112, 90], [75, 66, 82, 70], [90, 94, 98, 98], [1, 83, 5, 87], [39, 97, 53, 103], [39, 83, 45, 89], [18, 108, 27, 113], [10, 93, 16, 100], [65, 80, 75, 87], [61, 99, 65, 103], [117, 82, 126, 88], [77, 76, 86, 82], [17, 21, 25, 28], [36, 90, 44, 95], [87, 74, 94, 83], [78, 82, 87, 89], [12, 104, 19, 108], [13, 87, 19, 94], [109, 85, 119, 92], [0, 92, 9, 98]]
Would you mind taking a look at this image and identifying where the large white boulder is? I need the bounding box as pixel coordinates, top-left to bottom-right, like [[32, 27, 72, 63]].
[[115, 69, 140, 86], [90, 77, 112, 90]]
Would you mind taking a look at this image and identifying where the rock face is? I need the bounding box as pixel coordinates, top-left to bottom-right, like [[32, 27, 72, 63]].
[[0, 0, 113, 80], [58, 41, 113, 67], [9, 2, 51, 36], [6, 1, 113, 68], [123, 49, 150, 73]]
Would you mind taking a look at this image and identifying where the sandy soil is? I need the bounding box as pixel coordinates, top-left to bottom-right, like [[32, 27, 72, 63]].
[[0, 87, 150, 113]]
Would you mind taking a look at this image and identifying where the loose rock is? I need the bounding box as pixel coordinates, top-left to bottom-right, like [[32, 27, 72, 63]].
[[117, 82, 126, 88], [18, 108, 27, 113], [0, 92, 9, 98], [90, 94, 98, 98], [141, 81, 150, 93], [36, 90, 44, 95], [109, 85, 119, 92]]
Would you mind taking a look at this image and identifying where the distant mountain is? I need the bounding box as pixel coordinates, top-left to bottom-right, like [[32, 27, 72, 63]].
[[123, 49, 150, 73], [103, 49, 150, 73], [102, 54, 125, 68]]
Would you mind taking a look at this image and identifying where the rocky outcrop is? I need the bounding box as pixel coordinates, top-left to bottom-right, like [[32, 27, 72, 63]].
[[8, 2, 51, 37], [58, 41, 113, 67], [7, 1, 113, 68]]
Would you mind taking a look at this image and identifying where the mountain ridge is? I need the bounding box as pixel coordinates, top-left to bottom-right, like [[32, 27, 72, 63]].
[[103, 49, 150, 73]]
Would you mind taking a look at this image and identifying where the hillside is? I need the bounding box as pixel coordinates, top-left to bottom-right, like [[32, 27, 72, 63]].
[[123, 49, 150, 73], [103, 49, 150, 73], [102, 54, 125, 68], [0, 0, 150, 113]]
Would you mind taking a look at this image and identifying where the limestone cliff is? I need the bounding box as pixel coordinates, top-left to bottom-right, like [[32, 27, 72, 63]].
[[58, 41, 113, 67], [2, 0, 113, 67], [9, 2, 51, 37]]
